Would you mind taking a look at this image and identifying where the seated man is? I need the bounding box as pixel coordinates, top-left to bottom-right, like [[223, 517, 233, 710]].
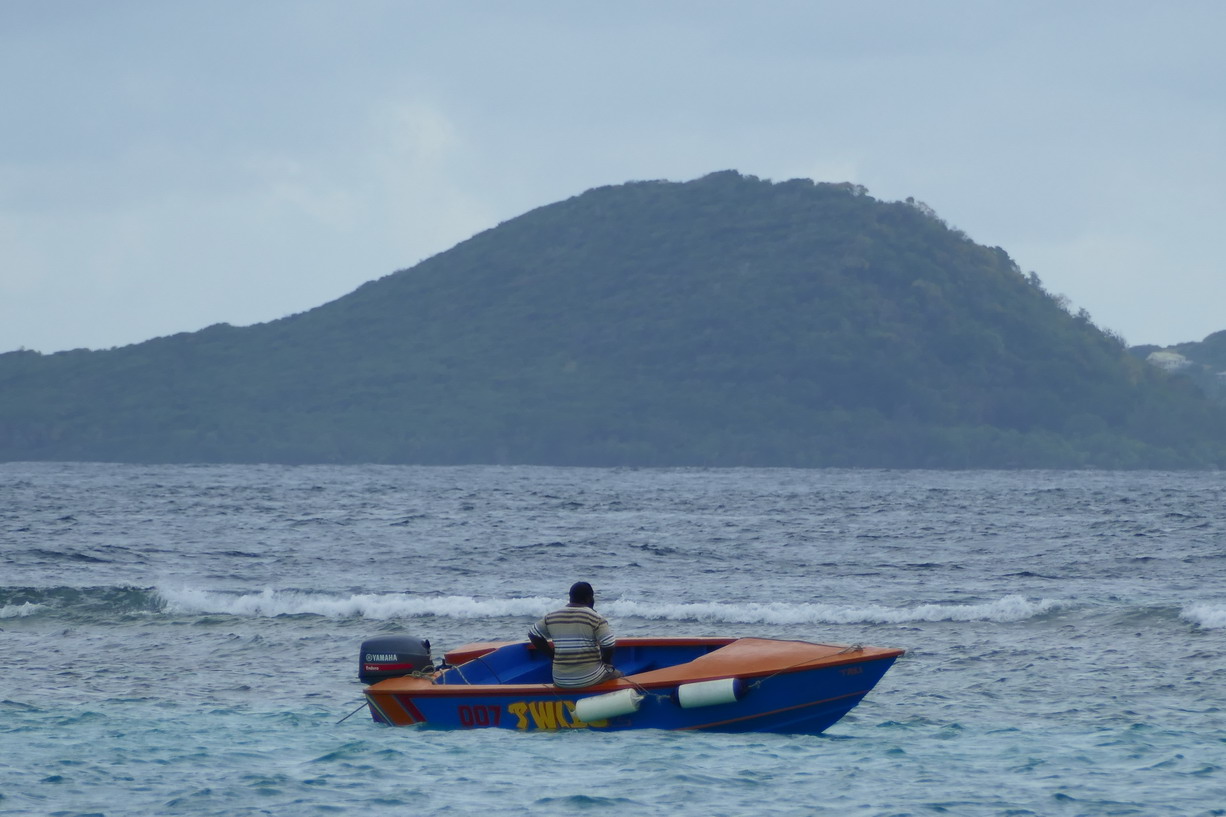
[[528, 581, 622, 688]]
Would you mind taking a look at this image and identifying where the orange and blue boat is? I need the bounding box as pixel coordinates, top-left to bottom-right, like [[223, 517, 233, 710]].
[[360, 636, 903, 734]]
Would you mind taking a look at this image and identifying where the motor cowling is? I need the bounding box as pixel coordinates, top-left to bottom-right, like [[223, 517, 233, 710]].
[[359, 635, 432, 684]]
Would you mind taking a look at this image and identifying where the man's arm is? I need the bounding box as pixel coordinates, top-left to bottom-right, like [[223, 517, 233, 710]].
[[596, 618, 615, 666], [528, 631, 554, 659]]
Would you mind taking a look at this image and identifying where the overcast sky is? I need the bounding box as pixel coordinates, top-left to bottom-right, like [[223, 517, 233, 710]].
[[2, 1, 1223, 353]]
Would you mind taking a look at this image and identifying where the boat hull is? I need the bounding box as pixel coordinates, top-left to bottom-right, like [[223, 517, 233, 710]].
[[365, 637, 902, 735]]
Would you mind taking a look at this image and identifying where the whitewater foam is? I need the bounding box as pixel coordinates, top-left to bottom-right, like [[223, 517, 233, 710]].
[[1181, 603, 1226, 630], [0, 602, 44, 619], [610, 594, 1060, 625], [155, 587, 557, 619], [151, 587, 1059, 625]]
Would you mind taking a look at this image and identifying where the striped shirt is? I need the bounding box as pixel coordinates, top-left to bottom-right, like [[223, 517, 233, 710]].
[[528, 603, 616, 688]]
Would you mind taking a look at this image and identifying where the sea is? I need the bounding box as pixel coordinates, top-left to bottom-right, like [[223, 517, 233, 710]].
[[2, 463, 1224, 816]]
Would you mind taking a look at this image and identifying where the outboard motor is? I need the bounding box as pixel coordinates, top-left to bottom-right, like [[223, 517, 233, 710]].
[[359, 635, 432, 684]]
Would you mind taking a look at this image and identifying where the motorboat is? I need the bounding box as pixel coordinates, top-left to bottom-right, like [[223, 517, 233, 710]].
[[359, 635, 903, 734]]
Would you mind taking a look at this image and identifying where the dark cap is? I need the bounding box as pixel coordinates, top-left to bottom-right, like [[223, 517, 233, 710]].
[[568, 581, 595, 604]]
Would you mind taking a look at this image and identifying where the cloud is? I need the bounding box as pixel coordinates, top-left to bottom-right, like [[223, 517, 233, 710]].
[[364, 99, 495, 263]]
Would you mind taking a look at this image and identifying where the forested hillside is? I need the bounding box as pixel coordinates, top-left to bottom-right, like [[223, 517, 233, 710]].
[[1131, 332, 1226, 404], [2, 171, 1224, 467]]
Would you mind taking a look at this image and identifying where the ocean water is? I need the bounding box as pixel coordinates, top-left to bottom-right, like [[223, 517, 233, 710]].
[[2, 463, 1225, 816]]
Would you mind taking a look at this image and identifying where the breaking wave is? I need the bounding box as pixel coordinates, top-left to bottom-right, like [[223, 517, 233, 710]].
[[0, 602, 45, 619], [2, 585, 1062, 625], [612, 594, 1061, 625], [0, 585, 161, 619], [152, 588, 1059, 625], [1181, 603, 1226, 630], [155, 587, 554, 619]]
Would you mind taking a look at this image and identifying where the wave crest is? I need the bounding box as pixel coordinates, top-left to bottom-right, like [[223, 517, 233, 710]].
[[1181, 603, 1226, 630], [152, 588, 1057, 625], [2, 585, 1062, 625], [154, 587, 555, 619], [611, 594, 1059, 625], [0, 602, 45, 619]]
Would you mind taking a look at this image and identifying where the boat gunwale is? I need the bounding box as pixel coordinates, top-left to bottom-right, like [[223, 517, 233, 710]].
[[442, 635, 740, 665], [366, 638, 904, 698]]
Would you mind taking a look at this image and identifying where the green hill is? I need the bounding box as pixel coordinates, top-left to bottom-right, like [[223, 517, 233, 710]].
[[3, 171, 1224, 467]]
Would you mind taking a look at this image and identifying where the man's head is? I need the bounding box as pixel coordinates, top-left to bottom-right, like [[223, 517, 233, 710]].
[[569, 581, 595, 606]]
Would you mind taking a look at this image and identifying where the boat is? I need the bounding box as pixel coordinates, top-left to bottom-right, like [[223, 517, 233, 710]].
[[359, 635, 903, 734]]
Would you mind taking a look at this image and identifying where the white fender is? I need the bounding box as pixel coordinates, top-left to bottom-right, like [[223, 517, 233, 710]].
[[676, 677, 746, 709], [574, 689, 643, 722]]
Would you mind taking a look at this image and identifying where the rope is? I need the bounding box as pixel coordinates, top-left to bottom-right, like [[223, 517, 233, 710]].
[[747, 647, 866, 691], [438, 662, 472, 685], [621, 676, 666, 702], [336, 700, 369, 724]]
